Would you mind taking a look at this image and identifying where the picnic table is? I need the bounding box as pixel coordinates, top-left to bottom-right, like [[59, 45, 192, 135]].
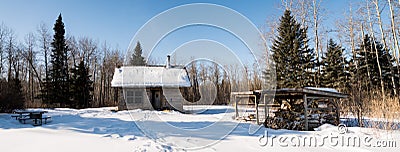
[[11, 110, 51, 126]]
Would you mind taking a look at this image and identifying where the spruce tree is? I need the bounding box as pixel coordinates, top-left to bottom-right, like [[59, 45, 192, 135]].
[[70, 60, 93, 109], [321, 39, 346, 91], [129, 41, 146, 66], [0, 74, 24, 112], [269, 10, 315, 88], [356, 34, 393, 91], [299, 27, 316, 87], [42, 14, 70, 107], [9, 72, 24, 110]]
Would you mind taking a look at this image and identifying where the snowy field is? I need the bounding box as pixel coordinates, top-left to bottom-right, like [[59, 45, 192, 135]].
[[0, 106, 399, 152]]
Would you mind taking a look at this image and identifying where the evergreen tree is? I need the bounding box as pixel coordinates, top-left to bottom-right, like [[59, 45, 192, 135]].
[[41, 14, 70, 107], [129, 41, 146, 66], [355, 34, 393, 91], [0, 75, 24, 113], [300, 29, 317, 87], [321, 39, 347, 91], [9, 72, 24, 110], [70, 60, 93, 109], [269, 10, 315, 88]]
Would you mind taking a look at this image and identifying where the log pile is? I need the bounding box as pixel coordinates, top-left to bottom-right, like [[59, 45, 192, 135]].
[[264, 100, 339, 131]]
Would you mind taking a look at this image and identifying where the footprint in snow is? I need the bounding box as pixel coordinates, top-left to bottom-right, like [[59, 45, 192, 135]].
[[123, 135, 136, 141], [103, 134, 121, 138]]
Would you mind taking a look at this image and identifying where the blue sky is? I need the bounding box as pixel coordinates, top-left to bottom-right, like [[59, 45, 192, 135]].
[[0, 0, 352, 65]]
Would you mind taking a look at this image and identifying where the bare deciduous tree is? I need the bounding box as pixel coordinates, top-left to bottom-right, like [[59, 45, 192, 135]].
[[371, 0, 397, 96], [78, 37, 98, 67], [388, 0, 400, 83], [363, 0, 385, 97], [37, 23, 51, 81], [6, 29, 16, 81], [311, 0, 324, 86], [0, 23, 11, 79], [23, 33, 38, 102]]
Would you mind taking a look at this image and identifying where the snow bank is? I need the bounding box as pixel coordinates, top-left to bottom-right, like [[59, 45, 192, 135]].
[[1, 106, 399, 152]]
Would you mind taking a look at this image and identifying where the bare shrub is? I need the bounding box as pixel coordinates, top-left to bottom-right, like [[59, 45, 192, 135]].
[[363, 91, 400, 130]]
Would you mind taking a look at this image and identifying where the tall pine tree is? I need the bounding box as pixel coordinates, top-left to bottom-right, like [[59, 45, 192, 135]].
[[321, 39, 347, 91], [0, 73, 24, 112], [42, 14, 70, 107], [356, 34, 394, 92], [269, 10, 315, 88], [70, 60, 93, 109], [129, 41, 146, 66]]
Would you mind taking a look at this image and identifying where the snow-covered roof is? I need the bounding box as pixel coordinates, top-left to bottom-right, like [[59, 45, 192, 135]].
[[304, 87, 339, 93], [111, 66, 191, 87], [257, 87, 347, 98]]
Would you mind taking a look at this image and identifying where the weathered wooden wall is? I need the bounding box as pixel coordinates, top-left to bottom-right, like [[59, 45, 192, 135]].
[[117, 87, 183, 112]]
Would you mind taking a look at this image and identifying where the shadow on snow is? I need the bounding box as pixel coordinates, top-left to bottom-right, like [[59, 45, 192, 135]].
[[0, 108, 309, 141]]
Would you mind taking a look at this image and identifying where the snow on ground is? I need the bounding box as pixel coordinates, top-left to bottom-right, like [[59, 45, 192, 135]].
[[0, 106, 399, 152]]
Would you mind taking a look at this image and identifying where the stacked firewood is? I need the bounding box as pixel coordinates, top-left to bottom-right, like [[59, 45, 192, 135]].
[[264, 101, 338, 131], [264, 102, 305, 130]]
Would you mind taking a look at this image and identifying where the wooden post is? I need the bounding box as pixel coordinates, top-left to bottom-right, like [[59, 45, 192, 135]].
[[335, 98, 340, 125], [255, 96, 259, 124], [264, 94, 268, 122], [115, 87, 119, 106], [235, 95, 238, 119], [303, 94, 308, 131]]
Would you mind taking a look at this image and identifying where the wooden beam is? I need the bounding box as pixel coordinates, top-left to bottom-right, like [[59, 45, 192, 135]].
[[302, 88, 348, 98], [235, 95, 238, 118], [263, 94, 268, 120], [335, 98, 340, 125], [234, 95, 257, 98], [306, 96, 335, 99], [231, 91, 254, 95], [260, 88, 348, 99], [255, 95, 259, 124], [304, 94, 308, 131]]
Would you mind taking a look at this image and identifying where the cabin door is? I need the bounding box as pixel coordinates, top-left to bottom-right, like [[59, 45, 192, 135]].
[[152, 90, 161, 110]]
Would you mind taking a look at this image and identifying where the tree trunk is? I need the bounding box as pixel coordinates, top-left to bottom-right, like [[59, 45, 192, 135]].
[[360, 24, 371, 90], [349, 5, 358, 71], [388, 0, 400, 94], [366, 0, 385, 97], [313, 0, 320, 87], [373, 0, 396, 96]]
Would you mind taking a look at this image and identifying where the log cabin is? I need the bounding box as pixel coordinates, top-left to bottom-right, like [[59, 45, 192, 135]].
[[111, 56, 190, 111]]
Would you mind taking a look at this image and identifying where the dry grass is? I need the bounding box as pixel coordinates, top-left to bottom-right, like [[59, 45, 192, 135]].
[[339, 88, 400, 130], [363, 92, 400, 130]]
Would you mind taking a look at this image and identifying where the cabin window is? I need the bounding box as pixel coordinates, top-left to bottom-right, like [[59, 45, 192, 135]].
[[126, 90, 134, 104], [134, 91, 143, 103], [126, 90, 142, 104]]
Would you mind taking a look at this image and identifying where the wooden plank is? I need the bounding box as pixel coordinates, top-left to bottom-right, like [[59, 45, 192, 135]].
[[303, 88, 348, 98], [231, 91, 254, 95], [304, 94, 308, 131], [235, 95, 238, 118], [264, 95, 267, 123], [255, 95, 259, 125], [234, 95, 256, 98]]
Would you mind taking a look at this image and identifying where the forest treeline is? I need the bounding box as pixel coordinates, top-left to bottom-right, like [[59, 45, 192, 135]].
[[0, 0, 400, 125], [0, 14, 124, 112], [185, 0, 400, 127], [264, 0, 400, 127]]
